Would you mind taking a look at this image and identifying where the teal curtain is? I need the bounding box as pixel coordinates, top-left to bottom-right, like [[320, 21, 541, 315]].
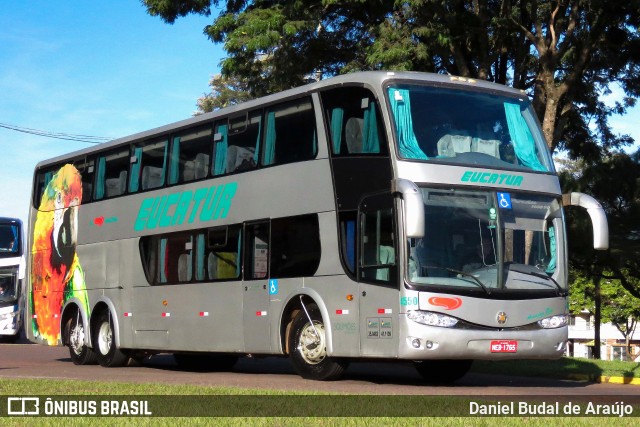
[[214, 124, 228, 175], [263, 111, 276, 165], [253, 116, 262, 164], [196, 234, 205, 281], [129, 147, 143, 193], [330, 108, 344, 154], [160, 142, 168, 184], [95, 156, 106, 199], [503, 103, 546, 171], [169, 137, 181, 184], [159, 238, 167, 283], [362, 102, 380, 153], [388, 89, 428, 159], [546, 226, 557, 274]]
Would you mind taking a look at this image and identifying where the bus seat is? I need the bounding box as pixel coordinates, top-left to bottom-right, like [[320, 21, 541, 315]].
[[105, 170, 127, 197], [194, 153, 209, 179], [345, 117, 363, 153], [182, 160, 195, 181], [226, 145, 255, 173], [437, 132, 472, 157], [177, 253, 192, 282], [141, 166, 163, 190], [473, 138, 500, 157]]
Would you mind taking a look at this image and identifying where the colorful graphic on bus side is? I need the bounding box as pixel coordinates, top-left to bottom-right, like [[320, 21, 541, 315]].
[[30, 164, 90, 345]]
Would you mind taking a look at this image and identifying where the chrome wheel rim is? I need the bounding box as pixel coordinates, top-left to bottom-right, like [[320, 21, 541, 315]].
[[297, 321, 326, 365], [98, 321, 112, 355]]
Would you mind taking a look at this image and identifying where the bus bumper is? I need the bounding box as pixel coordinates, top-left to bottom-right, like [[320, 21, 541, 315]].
[[399, 315, 568, 360]]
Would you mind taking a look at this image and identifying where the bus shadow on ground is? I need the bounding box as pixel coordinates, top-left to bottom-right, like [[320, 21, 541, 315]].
[[137, 354, 592, 388]]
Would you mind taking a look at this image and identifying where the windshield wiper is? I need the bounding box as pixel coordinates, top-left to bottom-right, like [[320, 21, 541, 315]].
[[508, 264, 566, 296], [421, 264, 491, 295]]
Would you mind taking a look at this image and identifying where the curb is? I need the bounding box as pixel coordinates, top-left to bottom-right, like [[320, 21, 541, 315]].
[[566, 374, 640, 385]]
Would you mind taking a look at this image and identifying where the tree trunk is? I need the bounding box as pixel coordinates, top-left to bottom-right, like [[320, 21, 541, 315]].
[[593, 275, 601, 360]]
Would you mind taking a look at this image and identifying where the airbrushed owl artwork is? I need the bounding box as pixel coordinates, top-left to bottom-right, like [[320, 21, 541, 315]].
[[30, 164, 90, 345]]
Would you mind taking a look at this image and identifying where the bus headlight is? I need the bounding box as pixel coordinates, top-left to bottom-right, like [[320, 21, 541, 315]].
[[538, 314, 568, 329], [407, 310, 458, 328]]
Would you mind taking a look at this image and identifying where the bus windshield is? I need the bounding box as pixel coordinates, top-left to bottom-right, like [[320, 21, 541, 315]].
[[408, 187, 565, 294], [387, 84, 554, 172], [0, 223, 20, 258]]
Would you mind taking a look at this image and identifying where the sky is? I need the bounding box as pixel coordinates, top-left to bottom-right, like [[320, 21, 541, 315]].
[[0, 1, 223, 224], [1, 1, 638, 227]]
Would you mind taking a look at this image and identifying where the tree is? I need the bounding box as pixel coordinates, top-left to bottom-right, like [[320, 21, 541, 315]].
[[144, 0, 640, 158], [562, 149, 640, 359], [570, 270, 640, 361], [196, 74, 254, 113]]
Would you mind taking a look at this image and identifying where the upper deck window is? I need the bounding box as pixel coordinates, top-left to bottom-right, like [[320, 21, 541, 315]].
[[387, 84, 554, 172], [321, 87, 387, 156]]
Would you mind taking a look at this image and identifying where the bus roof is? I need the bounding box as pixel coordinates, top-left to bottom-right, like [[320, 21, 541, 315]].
[[35, 71, 526, 169]]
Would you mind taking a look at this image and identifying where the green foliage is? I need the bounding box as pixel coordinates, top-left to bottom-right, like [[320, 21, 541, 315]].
[[196, 74, 254, 113], [143, 1, 640, 157]]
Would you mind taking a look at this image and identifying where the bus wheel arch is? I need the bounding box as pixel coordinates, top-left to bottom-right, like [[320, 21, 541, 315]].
[[90, 304, 128, 367], [284, 295, 346, 381], [61, 303, 96, 365]]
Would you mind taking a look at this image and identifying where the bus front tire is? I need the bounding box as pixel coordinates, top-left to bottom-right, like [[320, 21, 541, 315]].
[[413, 359, 473, 383], [65, 315, 97, 365], [288, 304, 345, 381], [92, 311, 128, 367]]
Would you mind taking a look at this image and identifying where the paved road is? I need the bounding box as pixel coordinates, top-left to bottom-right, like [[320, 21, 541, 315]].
[[2, 341, 639, 396]]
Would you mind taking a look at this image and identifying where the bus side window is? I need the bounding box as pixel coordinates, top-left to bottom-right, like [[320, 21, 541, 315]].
[[130, 139, 168, 192], [168, 125, 212, 185], [245, 222, 269, 280], [158, 234, 193, 284], [213, 111, 262, 176], [262, 98, 316, 166], [321, 87, 386, 156], [359, 193, 397, 284], [33, 168, 56, 209], [74, 158, 94, 204], [270, 214, 321, 278], [339, 212, 357, 275], [94, 148, 130, 200], [205, 225, 242, 281]]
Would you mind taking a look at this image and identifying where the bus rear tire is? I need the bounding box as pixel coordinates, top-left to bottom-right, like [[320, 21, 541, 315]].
[[414, 359, 473, 383], [289, 304, 345, 381], [65, 314, 97, 365], [92, 311, 128, 367]]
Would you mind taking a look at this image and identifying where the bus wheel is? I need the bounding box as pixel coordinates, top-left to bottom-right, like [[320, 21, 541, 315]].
[[65, 314, 97, 365], [93, 311, 128, 367], [289, 304, 345, 381], [413, 359, 473, 383]]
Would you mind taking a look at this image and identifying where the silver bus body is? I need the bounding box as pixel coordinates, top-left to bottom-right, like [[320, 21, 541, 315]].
[[25, 72, 607, 381]]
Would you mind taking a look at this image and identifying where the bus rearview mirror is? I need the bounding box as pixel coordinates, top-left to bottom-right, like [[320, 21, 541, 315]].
[[562, 192, 609, 250], [393, 179, 425, 238]]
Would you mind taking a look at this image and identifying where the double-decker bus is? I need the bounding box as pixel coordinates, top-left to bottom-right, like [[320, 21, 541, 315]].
[[26, 71, 608, 382], [1, 217, 24, 343]]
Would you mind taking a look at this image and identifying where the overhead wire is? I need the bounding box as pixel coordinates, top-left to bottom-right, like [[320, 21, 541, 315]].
[[0, 122, 114, 144]]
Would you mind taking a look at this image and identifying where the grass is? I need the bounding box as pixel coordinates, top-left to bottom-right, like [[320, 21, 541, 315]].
[[471, 357, 640, 380]]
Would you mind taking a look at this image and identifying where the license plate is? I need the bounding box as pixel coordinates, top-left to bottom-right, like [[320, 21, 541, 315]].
[[490, 340, 518, 353]]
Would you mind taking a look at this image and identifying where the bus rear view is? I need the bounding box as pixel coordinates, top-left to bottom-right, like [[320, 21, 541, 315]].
[[0, 218, 24, 342]]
